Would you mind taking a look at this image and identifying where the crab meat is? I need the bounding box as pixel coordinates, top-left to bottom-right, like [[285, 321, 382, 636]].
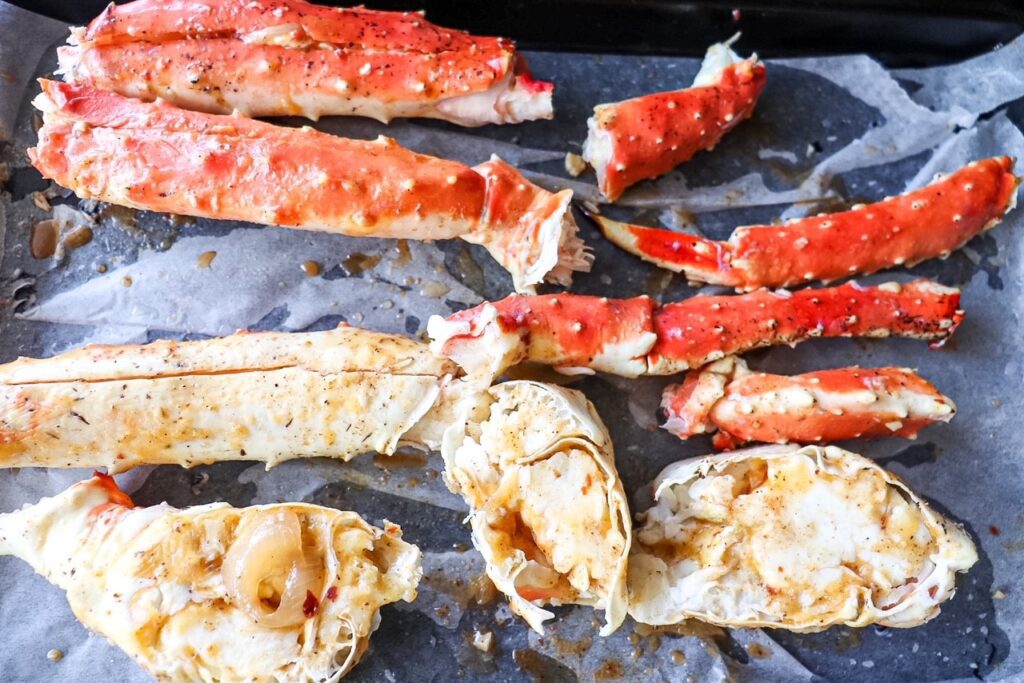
[[628, 444, 977, 631], [661, 356, 955, 449], [58, 0, 553, 126], [595, 156, 1019, 289], [442, 381, 630, 635], [429, 280, 963, 379], [0, 326, 470, 471], [0, 474, 421, 681], [29, 80, 589, 293], [582, 38, 766, 201]]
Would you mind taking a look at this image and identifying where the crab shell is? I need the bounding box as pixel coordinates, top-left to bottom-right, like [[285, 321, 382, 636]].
[[441, 380, 631, 635], [58, 0, 554, 126], [0, 326, 462, 471], [29, 80, 585, 293], [628, 444, 978, 632], [0, 475, 421, 681]]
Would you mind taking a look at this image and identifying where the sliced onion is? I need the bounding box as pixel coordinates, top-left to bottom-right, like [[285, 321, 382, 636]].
[[222, 510, 325, 628]]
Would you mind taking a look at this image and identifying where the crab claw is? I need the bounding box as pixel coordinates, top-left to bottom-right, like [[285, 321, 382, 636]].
[[661, 357, 956, 449], [595, 156, 1019, 289], [582, 38, 766, 201], [430, 280, 963, 380]]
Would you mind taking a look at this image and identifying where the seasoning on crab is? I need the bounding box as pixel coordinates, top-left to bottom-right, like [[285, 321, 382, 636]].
[[0, 326, 470, 471], [442, 381, 631, 635], [58, 0, 554, 126], [628, 444, 977, 631], [594, 156, 1020, 289], [582, 36, 766, 201], [429, 280, 964, 379], [0, 474, 422, 681], [661, 356, 956, 449], [29, 80, 589, 293]]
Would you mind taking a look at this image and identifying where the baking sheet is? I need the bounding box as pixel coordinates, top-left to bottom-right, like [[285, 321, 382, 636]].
[[1, 2, 1023, 680]]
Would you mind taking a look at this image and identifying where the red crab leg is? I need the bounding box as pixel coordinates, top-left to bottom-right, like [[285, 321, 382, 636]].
[[429, 280, 962, 378], [582, 39, 766, 201], [58, 0, 553, 126], [649, 280, 961, 375], [29, 80, 588, 293], [595, 156, 1019, 289], [661, 356, 955, 450]]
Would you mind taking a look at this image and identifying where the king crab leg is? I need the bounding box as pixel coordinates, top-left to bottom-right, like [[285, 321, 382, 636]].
[[581, 37, 766, 201], [594, 156, 1019, 289], [58, 0, 554, 126], [661, 356, 955, 450], [29, 80, 589, 293], [429, 280, 963, 379]]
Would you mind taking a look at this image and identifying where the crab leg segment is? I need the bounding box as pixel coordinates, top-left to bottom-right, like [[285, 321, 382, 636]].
[[29, 80, 587, 292], [0, 475, 421, 681], [59, 0, 553, 126], [430, 280, 963, 379], [0, 326, 469, 471], [648, 280, 962, 374], [661, 356, 955, 450], [596, 156, 1019, 289], [582, 39, 766, 201]]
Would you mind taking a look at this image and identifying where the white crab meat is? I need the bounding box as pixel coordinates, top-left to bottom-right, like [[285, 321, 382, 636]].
[[629, 444, 977, 631], [0, 475, 421, 681], [442, 380, 631, 635]]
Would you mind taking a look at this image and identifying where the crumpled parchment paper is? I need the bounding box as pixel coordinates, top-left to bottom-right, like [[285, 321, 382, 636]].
[[1, 2, 1023, 680]]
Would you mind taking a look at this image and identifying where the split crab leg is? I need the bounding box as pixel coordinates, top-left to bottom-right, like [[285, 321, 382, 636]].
[[582, 37, 766, 201], [661, 356, 955, 450], [428, 279, 963, 379], [628, 444, 977, 630], [0, 326, 471, 471], [0, 474, 422, 681], [30, 80, 589, 293], [58, 0, 553, 126], [595, 156, 1019, 289]]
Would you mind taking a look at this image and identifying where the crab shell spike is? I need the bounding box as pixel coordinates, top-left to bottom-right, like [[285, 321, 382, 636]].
[[582, 39, 766, 201], [597, 156, 1019, 289], [59, 0, 553, 126], [0, 474, 422, 681], [441, 380, 630, 635], [432, 280, 963, 379], [661, 357, 956, 448], [29, 80, 584, 293], [628, 444, 978, 631], [0, 326, 464, 471]]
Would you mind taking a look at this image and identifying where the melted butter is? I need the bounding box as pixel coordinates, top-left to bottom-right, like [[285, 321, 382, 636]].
[[393, 239, 412, 266], [301, 260, 321, 277], [197, 251, 217, 268], [419, 281, 451, 299], [63, 226, 93, 251], [342, 252, 381, 276]]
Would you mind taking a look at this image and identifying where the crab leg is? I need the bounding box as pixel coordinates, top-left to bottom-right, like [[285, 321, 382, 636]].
[[0, 474, 421, 681], [30, 80, 588, 292], [0, 326, 474, 471], [582, 38, 766, 201], [428, 280, 963, 378], [58, 0, 553, 126], [661, 356, 955, 450], [596, 156, 1019, 289]]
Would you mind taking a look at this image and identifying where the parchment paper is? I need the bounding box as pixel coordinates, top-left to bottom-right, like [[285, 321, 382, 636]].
[[1, 2, 1023, 680]]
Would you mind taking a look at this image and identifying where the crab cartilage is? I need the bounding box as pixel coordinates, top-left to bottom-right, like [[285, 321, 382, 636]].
[[29, 80, 586, 293], [582, 39, 766, 201], [430, 280, 963, 380], [59, 0, 553, 126], [661, 357, 956, 449], [0, 474, 422, 682], [595, 156, 1020, 289], [0, 327, 464, 471], [628, 444, 978, 631]]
